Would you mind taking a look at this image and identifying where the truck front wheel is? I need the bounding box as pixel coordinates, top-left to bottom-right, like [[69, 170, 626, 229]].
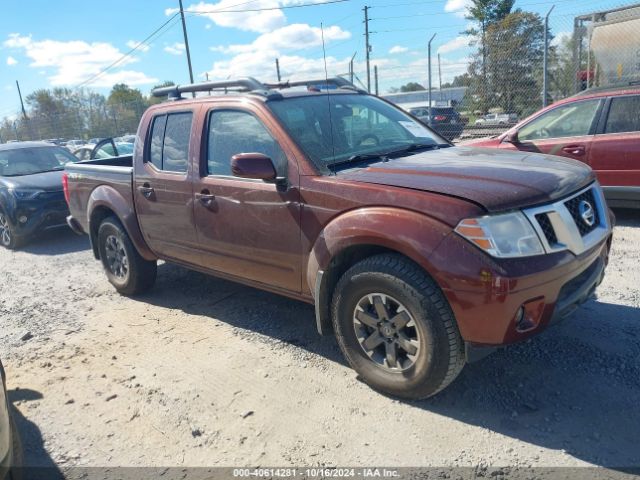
[[331, 254, 465, 399], [97, 216, 156, 295]]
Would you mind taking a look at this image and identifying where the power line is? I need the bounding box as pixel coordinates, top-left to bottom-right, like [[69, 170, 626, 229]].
[[188, 0, 350, 15], [75, 13, 182, 88]]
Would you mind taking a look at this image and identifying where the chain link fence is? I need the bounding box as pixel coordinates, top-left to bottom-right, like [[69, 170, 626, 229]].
[[1, 2, 638, 147]]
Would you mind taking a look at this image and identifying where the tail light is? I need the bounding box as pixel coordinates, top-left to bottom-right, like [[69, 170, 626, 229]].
[[62, 172, 70, 205], [433, 115, 447, 121]]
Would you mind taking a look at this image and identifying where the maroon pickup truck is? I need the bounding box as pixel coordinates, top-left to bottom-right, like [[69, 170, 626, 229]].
[[64, 77, 614, 399]]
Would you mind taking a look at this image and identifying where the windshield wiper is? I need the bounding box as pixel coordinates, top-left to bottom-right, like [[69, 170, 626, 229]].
[[327, 143, 445, 173]]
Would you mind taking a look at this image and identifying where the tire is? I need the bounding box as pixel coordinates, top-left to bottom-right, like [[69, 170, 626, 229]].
[[0, 211, 23, 250], [331, 254, 465, 399], [97, 216, 157, 295]]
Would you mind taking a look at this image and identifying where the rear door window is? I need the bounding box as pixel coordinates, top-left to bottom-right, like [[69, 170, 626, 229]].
[[147, 112, 192, 173], [604, 96, 640, 134], [518, 100, 601, 141]]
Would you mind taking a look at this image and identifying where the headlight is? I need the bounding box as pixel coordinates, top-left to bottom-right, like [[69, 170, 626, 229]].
[[10, 189, 43, 200], [455, 212, 544, 258]]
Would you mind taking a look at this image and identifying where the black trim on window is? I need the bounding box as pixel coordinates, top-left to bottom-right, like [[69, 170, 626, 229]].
[[201, 107, 288, 180], [144, 110, 193, 175]]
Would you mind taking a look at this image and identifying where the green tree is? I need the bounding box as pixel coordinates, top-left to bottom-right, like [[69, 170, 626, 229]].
[[148, 81, 176, 105], [107, 84, 147, 135], [464, 0, 515, 112], [465, 10, 545, 116]]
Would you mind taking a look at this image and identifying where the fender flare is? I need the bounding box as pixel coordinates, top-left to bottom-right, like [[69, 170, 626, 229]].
[[87, 185, 156, 261], [306, 207, 452, 335]]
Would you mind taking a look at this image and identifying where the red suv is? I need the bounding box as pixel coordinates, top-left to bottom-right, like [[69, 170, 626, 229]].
[[467, 86, 640, 209]]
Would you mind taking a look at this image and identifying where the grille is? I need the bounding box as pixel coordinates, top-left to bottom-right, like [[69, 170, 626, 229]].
[[564, 189, 599, 236], [535, 213, 558, 245]]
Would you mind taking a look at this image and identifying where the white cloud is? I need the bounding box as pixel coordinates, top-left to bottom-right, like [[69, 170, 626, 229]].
[[551, 31, 571, 48], [389, 46, 408, 54], [167, 0, 286, 33], [205, 23, 212, 29], [214, 23, 350, 54], [6, 56, 17, 66], [437, 36, 469, 54], [205, 50, 390, 86], [126, 40, 150, 52], [444, 0, 470, 18], [3, 33, 158, 87], [164, 42, 186, 55]]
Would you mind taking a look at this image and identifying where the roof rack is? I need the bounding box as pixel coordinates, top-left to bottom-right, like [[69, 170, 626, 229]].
[[151, 76, 364, 100], [265, 77, 366, 92]]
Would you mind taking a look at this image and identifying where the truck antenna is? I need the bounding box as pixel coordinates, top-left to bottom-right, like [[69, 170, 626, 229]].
[[321, 23, 337, 170]]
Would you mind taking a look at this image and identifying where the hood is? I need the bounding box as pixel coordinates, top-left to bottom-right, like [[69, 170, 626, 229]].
[[0, 170, 65, 192], [338, 146, 595, 213]]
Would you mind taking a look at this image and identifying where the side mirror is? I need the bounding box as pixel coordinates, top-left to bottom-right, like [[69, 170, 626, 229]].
[[502, 130, 519, 144], [230, 153, 277, 181]]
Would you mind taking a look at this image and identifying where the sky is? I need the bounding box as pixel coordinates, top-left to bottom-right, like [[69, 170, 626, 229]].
[[0, 0, 620, 118]]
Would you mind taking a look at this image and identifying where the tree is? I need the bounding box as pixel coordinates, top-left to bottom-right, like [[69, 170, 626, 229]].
[[148, 81, 176, 105], [107, 84, 146, 134], [464, 0, 515, 112], [464, 10, 546, 116], [442, 73, 472, 88]]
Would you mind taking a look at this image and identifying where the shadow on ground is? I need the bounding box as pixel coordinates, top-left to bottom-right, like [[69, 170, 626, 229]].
[[8, 388, 64, 479], [130, 260, 640, 469], [21, 228, 89, 256], [612, 208, 639, 228]]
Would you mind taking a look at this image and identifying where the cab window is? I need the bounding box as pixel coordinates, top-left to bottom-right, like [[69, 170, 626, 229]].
[[206, 110, 286, 177], [147, 112, 192, 173]]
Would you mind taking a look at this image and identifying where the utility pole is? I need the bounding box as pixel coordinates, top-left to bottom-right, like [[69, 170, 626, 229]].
[[349, 52, 356, 84], [178, 0, 195, 96], [437, 54, 443, 100], [542, 5, 555, 107], [427, 33, 436, 127], [374, 65, 379, 95], [275, 58, 281, 82], [15, 80, 27, 121], [364, 6, 371, 93]]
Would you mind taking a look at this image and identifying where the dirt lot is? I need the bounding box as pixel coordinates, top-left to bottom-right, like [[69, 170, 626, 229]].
[[1, 209, 639, 475]]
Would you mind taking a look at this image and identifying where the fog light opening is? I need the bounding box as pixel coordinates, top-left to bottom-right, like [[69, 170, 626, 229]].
[[18, 215, 28, 224], [515, 297, 546, 333]]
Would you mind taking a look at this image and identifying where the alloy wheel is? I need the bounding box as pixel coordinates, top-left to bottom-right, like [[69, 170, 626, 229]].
[[353, 293, 421, 371], [0, 213, 11, 247], [104, 234, 129, 280]]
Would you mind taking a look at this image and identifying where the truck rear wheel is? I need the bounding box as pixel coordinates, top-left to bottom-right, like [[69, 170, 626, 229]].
[[97, 216, 156, 295], [331, 254, 465, 399]]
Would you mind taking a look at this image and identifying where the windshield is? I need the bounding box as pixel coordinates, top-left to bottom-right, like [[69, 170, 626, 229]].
[[0, 146, 77, 177], [268, 94, 448, 172]]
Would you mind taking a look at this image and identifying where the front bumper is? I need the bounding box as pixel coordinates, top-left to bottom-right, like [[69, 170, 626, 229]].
[[431, 226, 612, 347], [9, 197, 69, 239]]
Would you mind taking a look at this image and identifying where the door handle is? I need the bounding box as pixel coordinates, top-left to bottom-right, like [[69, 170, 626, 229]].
[[561, 145, 586, 156], [196, 190, 215, 207], [137, 184, 155, 198]]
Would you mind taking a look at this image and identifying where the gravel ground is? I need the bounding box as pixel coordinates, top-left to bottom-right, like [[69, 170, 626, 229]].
[[0, 209, 639, 475]]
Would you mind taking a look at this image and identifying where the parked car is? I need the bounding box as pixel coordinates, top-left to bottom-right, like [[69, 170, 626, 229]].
[[73, 141, 133, 162], [65, 139, 85, 150], [408, 106, 464, 140], [65, 77, 613, 399], [0, 359, 20, 480], [114, 134, 136, 144], [466, 85, 640, 208], [474, 113, 518, 126], [0, 141, 77, 249]]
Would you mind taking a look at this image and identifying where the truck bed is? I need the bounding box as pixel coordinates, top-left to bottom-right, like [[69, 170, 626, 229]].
[[65, 155, 135, 234]]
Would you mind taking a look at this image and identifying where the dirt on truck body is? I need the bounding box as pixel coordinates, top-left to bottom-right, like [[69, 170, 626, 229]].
[[64, 76, 613, 399]]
